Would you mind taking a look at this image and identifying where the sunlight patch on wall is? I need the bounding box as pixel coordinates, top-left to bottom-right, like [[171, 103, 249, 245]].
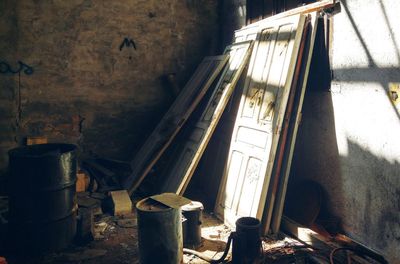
[[332, 0, 400, 69], [331, 81, 400, 164]]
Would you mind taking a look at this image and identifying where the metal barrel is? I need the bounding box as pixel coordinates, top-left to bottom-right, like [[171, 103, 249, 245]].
[[136, 197, 183, 264], [182, 201, 203, 248], [8, 143, 77, 253]]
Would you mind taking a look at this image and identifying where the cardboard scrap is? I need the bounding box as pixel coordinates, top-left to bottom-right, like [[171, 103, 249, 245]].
[[149, 193, 191, 209]]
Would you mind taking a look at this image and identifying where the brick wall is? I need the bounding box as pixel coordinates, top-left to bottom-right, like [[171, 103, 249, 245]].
[[0, 0, 219, 182]]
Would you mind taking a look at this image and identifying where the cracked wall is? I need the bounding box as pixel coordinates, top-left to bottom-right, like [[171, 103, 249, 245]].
[[0, 0, 219, 184]]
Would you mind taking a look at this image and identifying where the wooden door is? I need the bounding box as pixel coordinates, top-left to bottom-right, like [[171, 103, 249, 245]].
[[159, 41, 254, 194], [215, 15, 306, 226], [269, 13, 319, 234], [123, 55, 229, 195]]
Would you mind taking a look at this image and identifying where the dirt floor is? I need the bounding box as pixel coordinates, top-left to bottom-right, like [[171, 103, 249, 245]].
[[0, 192, 314, 264], [1, 207, 312, 264]]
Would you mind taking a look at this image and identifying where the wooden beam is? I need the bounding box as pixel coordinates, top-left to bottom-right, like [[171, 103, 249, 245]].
[[242, 0, 336, 28]]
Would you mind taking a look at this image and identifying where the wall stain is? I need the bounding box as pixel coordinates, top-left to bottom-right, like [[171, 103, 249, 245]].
[[119, 38, 137, 51], [0, 60, 34, 75]]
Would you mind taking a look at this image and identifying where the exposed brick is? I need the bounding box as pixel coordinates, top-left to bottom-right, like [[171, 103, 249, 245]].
[[0, 0, 219, 180]]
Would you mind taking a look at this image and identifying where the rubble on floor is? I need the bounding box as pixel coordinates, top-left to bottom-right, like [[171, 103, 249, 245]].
[[1, 205, 319, 264]]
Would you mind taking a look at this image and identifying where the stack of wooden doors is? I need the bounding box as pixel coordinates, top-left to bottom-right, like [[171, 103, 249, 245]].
[[123, 1, 334, 235]]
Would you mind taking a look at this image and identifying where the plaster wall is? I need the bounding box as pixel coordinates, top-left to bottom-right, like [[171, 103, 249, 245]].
[[292, 0, 400, 262]]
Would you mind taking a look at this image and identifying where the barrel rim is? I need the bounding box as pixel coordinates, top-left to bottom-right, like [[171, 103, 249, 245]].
[[182, 201, 204, 212], [136, 197, 173, 212]]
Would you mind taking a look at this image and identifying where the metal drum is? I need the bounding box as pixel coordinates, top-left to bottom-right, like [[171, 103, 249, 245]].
[[8, 143, 77, 253], [136, 197, 183, 264]]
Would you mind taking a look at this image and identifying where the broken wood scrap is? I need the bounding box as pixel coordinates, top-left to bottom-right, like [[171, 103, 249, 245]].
[[110, 190, 132, 217], [281, 217, 388, 264], [26, 136, 47, 145], [123, 55, 229, 195], [158, 40, 254, 195], [82, 159, 121, 192], [76, 170, 90, 192], [95, 158, 132, 181]]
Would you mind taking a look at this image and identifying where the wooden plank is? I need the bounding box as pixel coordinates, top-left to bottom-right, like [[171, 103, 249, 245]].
[[234, 24, 259, 43], [110, 190, 132, 216], [214, 15, 307, 227], [26, 136, 47, 145], [240, 0, 336, 29], [158, 41, 253, 195], [76, 171, 90, 193], [269, 13, 319, 235], [123, 55, 229, 195], [261, 13, 314, 236]]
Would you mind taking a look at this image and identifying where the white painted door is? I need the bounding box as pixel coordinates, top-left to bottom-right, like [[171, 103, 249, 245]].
[[215, 15, 306, 226], [160, 41, 254, 194]]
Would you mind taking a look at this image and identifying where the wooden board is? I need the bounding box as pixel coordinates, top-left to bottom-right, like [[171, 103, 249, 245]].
[[110, 190, 132, 216], [159, 41, 254, 195], [214, 14, 306, 227], [123, 55, 229, 195], [261, 13, 317, 235], [269, 13, 319, 235], [234, 24, 259, 43], [242, 0, 336, 29]]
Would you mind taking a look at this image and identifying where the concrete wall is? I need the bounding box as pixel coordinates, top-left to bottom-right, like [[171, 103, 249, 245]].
[[0, 0, 219, 182], [219, 0, 246, 48], [291, 0, 400, 262]]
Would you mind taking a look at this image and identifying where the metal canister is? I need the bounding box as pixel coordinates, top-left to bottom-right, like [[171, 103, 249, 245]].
[[136, 198, 183, 264], [232, 217, 261, 264], [182, 201, 203, 248]]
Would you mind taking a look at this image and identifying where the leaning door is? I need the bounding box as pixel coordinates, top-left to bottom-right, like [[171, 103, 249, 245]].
[[215, 15, 306, 226]]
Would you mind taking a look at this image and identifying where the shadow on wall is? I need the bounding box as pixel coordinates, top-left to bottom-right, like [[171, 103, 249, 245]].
[[337, 0, 400, 120], [288, 2, 400, 262], [340, 140, 400, 252]]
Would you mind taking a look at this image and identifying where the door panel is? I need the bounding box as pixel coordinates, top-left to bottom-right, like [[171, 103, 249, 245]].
[[123, 55, 228, 195], [215, 15, 306, 226], [159, 41, 253, 194]]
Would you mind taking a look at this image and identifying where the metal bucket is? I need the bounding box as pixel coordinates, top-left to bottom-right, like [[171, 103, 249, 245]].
[[8, 143, 77, 253], [232, 217, 261, 264], [136, 197, 183, 264], [182, 201, 203, 248]]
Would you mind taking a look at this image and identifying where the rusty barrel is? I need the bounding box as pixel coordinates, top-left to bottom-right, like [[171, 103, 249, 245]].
[[8, 143, 77, 253], [136, 197, 183, 264]]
